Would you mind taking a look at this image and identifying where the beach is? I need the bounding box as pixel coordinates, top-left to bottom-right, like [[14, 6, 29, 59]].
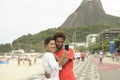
[[0, 58, 44, 80]]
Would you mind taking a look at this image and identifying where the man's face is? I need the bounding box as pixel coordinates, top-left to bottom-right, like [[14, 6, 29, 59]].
[[55, 37, 64, 50]]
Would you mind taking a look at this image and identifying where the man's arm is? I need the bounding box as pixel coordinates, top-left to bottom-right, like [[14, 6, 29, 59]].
[[44, 58, 69, 78], [61, 57, 70, 66], [62, 48, 74, 66]]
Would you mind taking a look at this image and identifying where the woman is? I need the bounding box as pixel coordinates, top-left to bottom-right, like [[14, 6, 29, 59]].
[[42, 36, 68, 80]]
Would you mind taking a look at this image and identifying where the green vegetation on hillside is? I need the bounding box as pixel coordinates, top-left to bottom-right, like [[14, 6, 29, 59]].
[[0, 23, 120, 54], [10, 24, 120, 53]]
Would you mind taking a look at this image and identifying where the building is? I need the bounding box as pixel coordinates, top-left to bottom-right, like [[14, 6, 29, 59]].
[[86, 34, 99, 47], [11, 49, 25, 54], [99, 28, 120, 42]]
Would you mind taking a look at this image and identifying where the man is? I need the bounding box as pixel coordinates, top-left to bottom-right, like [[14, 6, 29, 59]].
[[80, 51, 86, 61], [99, 50, 103, 64], [45, 31, 76, 80]]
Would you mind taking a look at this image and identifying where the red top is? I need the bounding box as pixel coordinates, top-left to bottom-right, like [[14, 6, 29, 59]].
[[81, 52, 86, 57], [55, 48, 76, 80]]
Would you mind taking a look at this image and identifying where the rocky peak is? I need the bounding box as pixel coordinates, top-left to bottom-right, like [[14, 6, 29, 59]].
[[60, 0, 106, 27]]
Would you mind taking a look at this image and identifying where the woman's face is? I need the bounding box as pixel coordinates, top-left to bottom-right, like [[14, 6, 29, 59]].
[[46, 40, 56, 52]]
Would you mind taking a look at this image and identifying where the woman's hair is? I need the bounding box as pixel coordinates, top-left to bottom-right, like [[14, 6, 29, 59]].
[[53, 31, 65, 41], [44, 36, 55, 46]]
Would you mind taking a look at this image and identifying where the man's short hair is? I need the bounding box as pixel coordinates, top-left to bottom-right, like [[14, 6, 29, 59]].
[[53, 31, 65, 41]]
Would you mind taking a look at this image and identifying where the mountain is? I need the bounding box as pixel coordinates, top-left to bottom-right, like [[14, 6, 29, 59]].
[[60, 0, 120, 28], [6, 0, 120, 53]]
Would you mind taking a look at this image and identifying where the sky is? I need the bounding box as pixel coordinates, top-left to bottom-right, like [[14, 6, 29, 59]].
[[0, 0, 120, 44]]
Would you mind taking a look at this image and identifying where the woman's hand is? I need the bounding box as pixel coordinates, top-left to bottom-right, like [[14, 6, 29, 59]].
[[49, 47, 56, 53], [44, 71, 50, 78]]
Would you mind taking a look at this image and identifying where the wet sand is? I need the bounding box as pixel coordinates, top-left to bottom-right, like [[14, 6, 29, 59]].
[[0, 58, 44, 80]]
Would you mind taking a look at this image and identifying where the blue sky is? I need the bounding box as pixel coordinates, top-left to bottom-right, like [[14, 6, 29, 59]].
[[0, 0, 120, 44]]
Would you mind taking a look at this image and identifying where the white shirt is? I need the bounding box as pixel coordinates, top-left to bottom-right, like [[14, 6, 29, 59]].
[[99, 51, 103, 58], [42, 52, 62, 80]]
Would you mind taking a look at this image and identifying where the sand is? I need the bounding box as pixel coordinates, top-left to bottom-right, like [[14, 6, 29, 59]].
[[0, 58, 44, 80]]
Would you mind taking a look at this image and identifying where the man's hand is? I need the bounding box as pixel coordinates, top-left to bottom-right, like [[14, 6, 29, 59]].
[[62, 50, 69, 58], [44, 71, 50, 78]]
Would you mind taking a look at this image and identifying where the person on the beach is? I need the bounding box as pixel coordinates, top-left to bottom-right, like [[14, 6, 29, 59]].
[[42, 36, 68, 80]]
